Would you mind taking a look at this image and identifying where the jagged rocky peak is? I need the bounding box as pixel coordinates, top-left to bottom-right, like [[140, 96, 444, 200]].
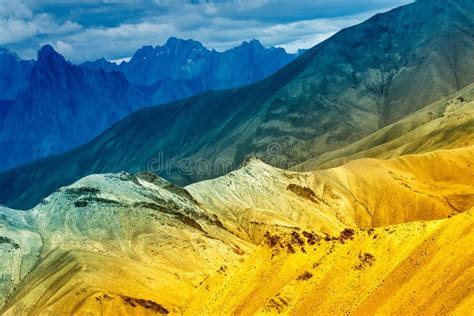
[[80, 56, 119, 71], [132, 37, 206, 58], [164, 36, 205, 49], [112, 36, 297, 85], [241, 39, 265, 50], [0, 47, 17, 58], [28, 45, 70, 92], [33, 45, 68, 78], [0, 47, 34, 100], [132, 45, 153, 58], [37, 44, 66, 64]]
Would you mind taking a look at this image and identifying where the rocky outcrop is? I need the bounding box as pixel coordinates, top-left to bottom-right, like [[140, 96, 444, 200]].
[[0, 171, 252, 314]]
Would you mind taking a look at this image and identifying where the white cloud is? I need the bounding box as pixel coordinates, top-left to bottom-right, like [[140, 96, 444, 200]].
[[0, 10, 81, 45], [4, 0, 414, 62], [50, 40, 74, 56], [0, 0, 32, 18]]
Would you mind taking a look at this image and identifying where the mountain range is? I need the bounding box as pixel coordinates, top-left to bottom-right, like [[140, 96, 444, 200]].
[[0, 123, 473, 314], [82, 37, 298, 90], [0, 39, 297, 171], [2, 0, 473, 210], [0, 0, 473, 314], [0, 45, 152, 171]]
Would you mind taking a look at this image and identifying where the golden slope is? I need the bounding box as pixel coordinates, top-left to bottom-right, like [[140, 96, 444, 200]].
[[1, 249, 194, 315], [188, 146, 474, 231], [321, 146, 474, 228], [185, 209, 474, 315], [0, 173, 252, 315], [0, 147, 472, 314]]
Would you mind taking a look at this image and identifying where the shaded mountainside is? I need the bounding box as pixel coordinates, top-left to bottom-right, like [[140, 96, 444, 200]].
[[0, 39, 296, 172], [0, 48, 33, 100], [292, 83, 474, 171], [0, 45, 153, 171], [0, 146, 473, 314], [2, 0, 474, 210]]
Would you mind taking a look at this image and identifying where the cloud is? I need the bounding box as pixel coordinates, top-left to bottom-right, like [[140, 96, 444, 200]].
[[2, 0, 414, 62], [0, 13, 81, 45], [0, 0, 32, 18]]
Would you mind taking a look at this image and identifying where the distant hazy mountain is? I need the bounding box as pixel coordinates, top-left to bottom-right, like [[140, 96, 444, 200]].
[[82, 37, 297, 103], [0, 45, 152, 171], [0, 40, 296, 171], [2, 0, 473, 210], [0, 48, 34, 100]]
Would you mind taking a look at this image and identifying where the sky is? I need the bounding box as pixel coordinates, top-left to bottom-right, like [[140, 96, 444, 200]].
[[0, 0, 413, 63]]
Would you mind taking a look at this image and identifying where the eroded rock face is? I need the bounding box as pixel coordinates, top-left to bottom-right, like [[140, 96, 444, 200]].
[[188, 146, 474, 233], [0, 207, 41, 308], [1, 115, 472, 311]]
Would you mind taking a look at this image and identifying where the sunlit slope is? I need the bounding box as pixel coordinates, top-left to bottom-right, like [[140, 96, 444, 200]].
[[295, 83, 474, 171], [186, 209, 474, 315], [0, 147, 472, 314], [188, 146, 474, 231], [0, 173, 251, 315], [188, 158, 350, 240], [2, 249, 193, 315], [0, 207, 41, 308]]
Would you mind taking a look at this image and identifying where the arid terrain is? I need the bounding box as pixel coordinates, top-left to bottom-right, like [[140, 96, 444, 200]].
[[0, 0, 473, 314], [1, 126, 473, 314]]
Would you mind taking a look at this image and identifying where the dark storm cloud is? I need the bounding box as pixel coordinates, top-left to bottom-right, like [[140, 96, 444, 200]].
[[0, 0, 413, 62]]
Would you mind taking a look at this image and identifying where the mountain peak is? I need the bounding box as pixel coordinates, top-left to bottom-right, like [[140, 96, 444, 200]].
[[164, 37, 204, 49], [38, 44, 56, 56], [242, 39, 264, 50], [0, 48, 27, 63], [165, 36, 183, 45], [29, 45, 70, 92], [37, 45, 66, 64], [0, 47, 16, 57]]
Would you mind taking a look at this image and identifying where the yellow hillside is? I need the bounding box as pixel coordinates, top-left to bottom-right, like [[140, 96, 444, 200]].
[[189, 146, 474, 233], [1, 147, 473, 315], [186, 209, 474, 315]]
